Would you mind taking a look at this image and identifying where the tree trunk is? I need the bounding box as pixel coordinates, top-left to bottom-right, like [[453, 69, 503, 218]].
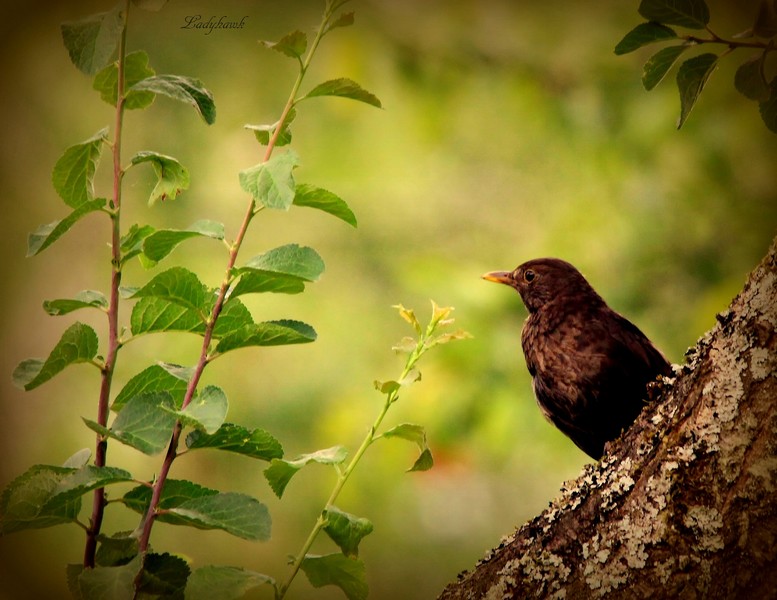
[[439, 238, 777, 600]]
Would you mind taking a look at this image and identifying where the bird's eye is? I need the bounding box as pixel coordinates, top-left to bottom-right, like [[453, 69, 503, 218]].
[[524, 269, 536, 283]]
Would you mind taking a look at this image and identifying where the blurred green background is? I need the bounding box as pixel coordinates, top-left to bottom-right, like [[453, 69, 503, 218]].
[[1, 0, 775, 598]]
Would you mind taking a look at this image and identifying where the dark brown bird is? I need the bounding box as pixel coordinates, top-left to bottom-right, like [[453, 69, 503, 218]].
[[483, 258, 671, 459]]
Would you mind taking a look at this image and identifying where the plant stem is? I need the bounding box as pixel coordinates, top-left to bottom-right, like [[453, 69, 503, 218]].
[[83, 0, 130, 570]]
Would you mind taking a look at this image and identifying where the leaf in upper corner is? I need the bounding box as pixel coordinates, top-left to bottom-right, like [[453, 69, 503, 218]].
[[130, 74, 216, 124], [229, 244, 325, 298], [214, 320, 317, 355], [676, 53, 718, 128], [185, 423, 283, 461], [642, 44, 689, 90], [27, 198, 107, 257], [142, 219, 225, 263], [130, 151, 190, 206], [44, 465, 134, 512], [735, 52, 770, 101], [261, 30, 307, 59], [113, 364, 189, 411], [52, 128, 108, 209], [381, 423, 434, 472], [323, 506, 373, 558], [43, 290, 108, 316], [263, 446, 347, 498], [759, 77, 777, 133], [301, 78, 382, 108], [238, 151, 299, 210], [92, 50, 156, 109], [164, 385, 228, 434], [614, 22, 678, 55], [638, 0, 710, 29], [300, 554, 368, 600], [13, 322, 98, 391], [293, 184, 357, 227], [61, 4, 125, 75], [185, 565, 275, 600], [325, 11, 355, 34], [130, 267, 208, 313]]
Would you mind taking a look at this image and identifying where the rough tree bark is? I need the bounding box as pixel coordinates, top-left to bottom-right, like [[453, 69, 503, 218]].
[[439, 238, 777, 600]]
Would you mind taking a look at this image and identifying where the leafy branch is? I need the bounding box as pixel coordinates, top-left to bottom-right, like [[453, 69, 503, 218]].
[[615, 0, 777, 131]]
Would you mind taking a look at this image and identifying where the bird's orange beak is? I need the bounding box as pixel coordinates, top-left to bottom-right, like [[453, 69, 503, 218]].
[[482, 271, 513, 285]]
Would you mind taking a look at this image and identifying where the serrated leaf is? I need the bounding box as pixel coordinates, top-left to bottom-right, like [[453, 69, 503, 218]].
[[642, 44, 689, 90], [186, 423, 283, 461], [92, 50, 155, 109], [230, 244, 325, 298], [142, 220, 225, 262], [325, 11, 355, 34], [61, 5, 125, 75], [45, 466, 134, 514], [164, 385, 227, 434], [261, 30, 307, 59], [130, 75, 216, 124], [167, 492, 271, 540], [52, 128, 108, 209], [120, 223, 155, 264], [77, 555, 142, 600], [84, 392, 177, 455], [95, 532, 139, 567], [760, 77, 777, 133], [238, 151, 299, 210], [676, 53, 718, 128], [323, 506, 373, 558], [638, 0, 710, 29], [614, 22, 678, 55], [0, 465, 81, 534], [300, 554, 368, 600], [14, 322, 98, 391], [293, 183, 357, 227], [214, 320, 317, 355], [123, 479, 218, 527], [130, 294, 253, 338], [130, 151, 190, 205], [62, 448, 92, 469], [381, 423, 434, 472], [735, 52, 770, 101], [137, 552, 190, 598], [131, 267, 208, 313], [113, 364, 189, 411], [264, 446, 348, 498], [185, 566, 275, 600], [27, 198, 107, 257], [301, 78, 382, 108], [43, 290, 108, 316]]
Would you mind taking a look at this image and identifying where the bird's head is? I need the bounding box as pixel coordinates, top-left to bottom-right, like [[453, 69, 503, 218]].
[[482, 258, 600, 313]]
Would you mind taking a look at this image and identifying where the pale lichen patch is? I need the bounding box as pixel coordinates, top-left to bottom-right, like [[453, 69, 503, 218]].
[[749, 271, 777, 327], [750, 346, 774, 381], [747, 456, 777, 491], [683, 506, 724, 553]]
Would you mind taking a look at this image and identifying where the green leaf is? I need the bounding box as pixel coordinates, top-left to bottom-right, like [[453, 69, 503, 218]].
[[238, 151, 299, 210], [130, 151, 190, 206], [123, 479, 218, 526], [301, 78, 382, 108], [381, 423, 434, 472], [230, 244, 325, 298], [46, 466, 134, 512], [92, 50, 155, 109], [52, 128, 108, 209], [323, 506, 373, 558], [638, 0, 710, 29], [130, 295, 253, 338], [43, 290, 108, 316], [264, 446, 347, 498], [735, 52, 770, 101], [159, 362, 195, 382], [244, 108, 295, 146], [186, 423, 283, 461], [131, 267, 208, 313], [300, 554, 368, 600], [325, 11, 355, 34], [27, 198, 107, 256], [261, 30, 307, 59], [95, 532, 139, 567], [62, 448, 92, 469], [113, 364, 189, 411], [676, 53, 718, 128], [185, 566, 275, 600], [120, 223, 155, 264], [214, 320, 317, 355], [293, 183, 357, 227], [61, 5, 125, 75], [77, 555, 142, 600], [165, 385, 228, 434], [0, 465, 80, 534], [137, 552, 190, 599], [167, 492, 271, 541], [130, 74, 216, 124], [84, 392, 177, 455], [142, 220, 225, 262], [13, 322, 98, 391], [614, 22, 678, 55], [760, 77, 777, 133], [642, 44, 689, 90]]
